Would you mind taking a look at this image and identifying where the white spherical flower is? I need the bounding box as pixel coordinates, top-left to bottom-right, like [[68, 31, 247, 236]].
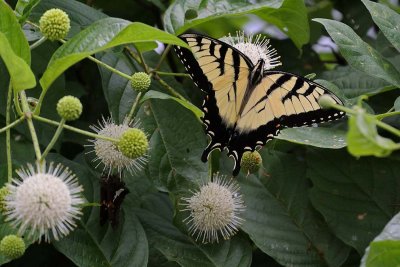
[[5, 163, 84, 242], [181, 175, 245, 243], [223, 31, 282, 70], [87, 117, 148, 175]]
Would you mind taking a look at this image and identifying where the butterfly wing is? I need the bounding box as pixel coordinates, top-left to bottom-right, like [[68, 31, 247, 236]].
[[174, 34, 254, 161], [228, 71, 345, 175]]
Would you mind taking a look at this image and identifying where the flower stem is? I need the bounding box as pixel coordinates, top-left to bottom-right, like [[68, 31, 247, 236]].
[[375, 119, 400, 138], [0, 117, 25, 134], [20, 91, 42, 161], [153, 71, 190, 77], [40, 118, 66, 162], [375, 111, 400, 120], [32, 115, 119, 143], [154, 45, 171, 71], [88, 55, 132, 81], [127, 92, 143, 121], [155, 76, 186, 101], [6, 83, 13, 181], [30, 37, 47, 50], [137, 49, 150, 73]]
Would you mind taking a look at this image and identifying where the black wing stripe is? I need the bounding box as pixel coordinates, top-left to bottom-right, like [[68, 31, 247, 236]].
[[266, 74, 292, 96]]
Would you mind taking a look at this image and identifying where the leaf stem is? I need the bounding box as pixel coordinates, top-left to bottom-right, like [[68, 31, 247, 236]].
[[0, 117, 25, 134], [88, 55, 132, 81], [6, 83, 13, 181], [154, 76, 186, 101], [375, 111, 400, 120], [375, 119, 400, 138], [14, 91, 23, 116], [137, 48, 150, 73], [32, 115, 119, 143], [127, 92, 143, 121], [20, 91, 42, 161], [40, 118, 66, 162], [30, 37, 47, 50]]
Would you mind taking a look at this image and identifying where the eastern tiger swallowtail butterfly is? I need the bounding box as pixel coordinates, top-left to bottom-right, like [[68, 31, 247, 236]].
[[174, 33, 345, 176]]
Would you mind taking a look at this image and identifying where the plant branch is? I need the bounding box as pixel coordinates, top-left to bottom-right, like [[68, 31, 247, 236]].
[[6, 83, 13, 181], [153, 71, 190, 77], [32, 115, 119, 143], [0, 117, 25, 134], [375, 111, 400, 120], [40, 118, 66, 162], [154, 44, 171, 71]]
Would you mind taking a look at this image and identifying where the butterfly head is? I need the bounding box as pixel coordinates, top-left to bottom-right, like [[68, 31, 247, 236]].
[[250, 59, 265, 86]]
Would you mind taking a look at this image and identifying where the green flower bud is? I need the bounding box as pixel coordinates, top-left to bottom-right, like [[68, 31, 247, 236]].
[[131, 72, 151, 92], [241, 151, 262, 174], [0, 235, 25, 259], [57, 96, 83, 121], [318, 95, 336, 109], [117, 128, 148, 159], [39, 8, 71, 41], [0, 186, 9, 214]]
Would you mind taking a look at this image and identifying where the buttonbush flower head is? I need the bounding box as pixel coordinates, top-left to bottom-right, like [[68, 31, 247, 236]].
[[241, 151, 262, 174], [39, 8, 70, 41], [181, 174, 245, 243], [224, 31, 281, 70], [0, 235, 25, 259], [88, 117, 148, 175], [4, 163, 84, 243], [131, 72, 151, 92], [0, 186, 9, 214], [57, 96, 83, 121]]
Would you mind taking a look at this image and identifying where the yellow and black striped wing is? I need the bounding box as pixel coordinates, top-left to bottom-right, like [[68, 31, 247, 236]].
[[227, 71, 345, 174], [174, 34, 253, 161]]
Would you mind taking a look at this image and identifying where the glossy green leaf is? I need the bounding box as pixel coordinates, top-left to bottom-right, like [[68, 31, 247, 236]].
[[15, 0, 41, 24], [239, 151, 350, 267], [315, 18, 400, 88], [308, 149, 398, 254], [347, 109, 399, 157], [40, 18, 188, 92], [278, 126, 347, 148], [0, 33, 36, 92], [362, 0, 400, 52], [142, 90, 202, 119], [366, 240, 400, 267], [0, 0, 31, 63]]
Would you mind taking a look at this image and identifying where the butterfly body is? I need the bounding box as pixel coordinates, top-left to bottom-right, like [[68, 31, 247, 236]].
[[174, 33, 345, 175]]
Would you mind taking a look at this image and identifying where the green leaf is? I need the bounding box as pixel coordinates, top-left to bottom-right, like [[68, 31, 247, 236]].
[[394, 96, 400, 111], [314, 18, 400, 88], [256, 0, 310, 50], [15, 0, 41, 24], [307, 149, 398, 254], [360, 211, 400, 266], [164, 0, 279, 34], [366, 240, 400, 267], [277, 126, 347, 148], [49, 154, 149, 267], [40, 18, 188, 92], [362, 0, 400, 52], [150, 99, 207, 186], [142, 90, 202, 119], [322, 66, 393, 99], [347, 109, 399, 157], [239, 151, 351, 267], [0, 33, 36, 92], [0, 1, 31, 63]]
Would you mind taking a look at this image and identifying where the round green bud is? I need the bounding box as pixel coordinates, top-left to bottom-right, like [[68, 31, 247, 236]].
[[57, 96, 83, 121], [130, 72, 151, 92], [318, 95, 336, 109], [0, 235, 25, 259], [117, 128, 148, 159], [0, 186, 9, 214], [39, 8, 70, 41], [241, 151, 262, 174]]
